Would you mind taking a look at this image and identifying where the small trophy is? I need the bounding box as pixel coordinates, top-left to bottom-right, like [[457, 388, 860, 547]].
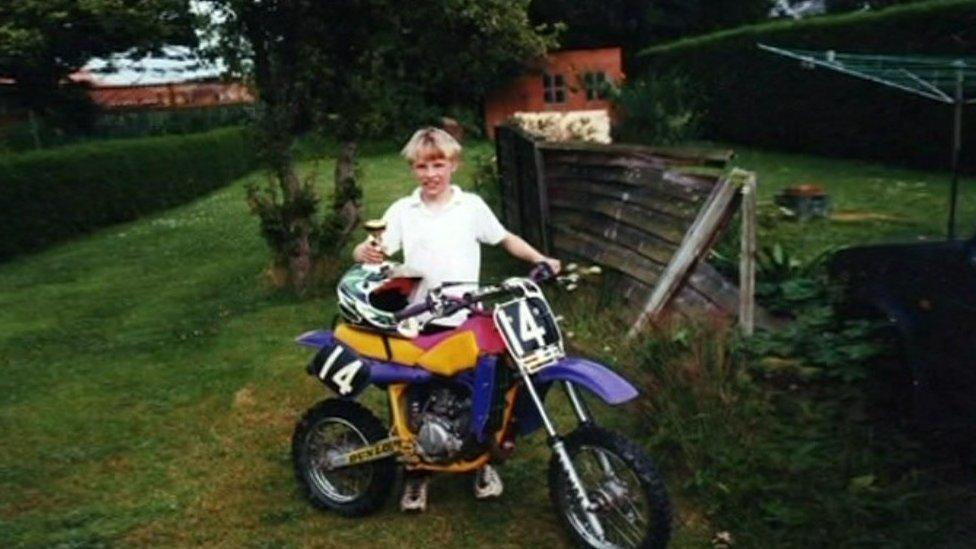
[[364, 219, 386, 250], [363, 219, 387, 270]]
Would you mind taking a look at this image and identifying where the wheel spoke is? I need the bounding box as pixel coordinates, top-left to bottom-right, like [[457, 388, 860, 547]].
[[558, 442, 662, 549], [605, 513, 640, 547], [305, 417, 373, 503]]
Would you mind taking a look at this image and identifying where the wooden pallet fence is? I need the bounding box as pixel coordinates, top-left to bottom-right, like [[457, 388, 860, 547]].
[[495, 124, 756, 330]]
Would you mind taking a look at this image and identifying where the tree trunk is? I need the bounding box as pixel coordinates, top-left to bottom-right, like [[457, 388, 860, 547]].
[[333, 140, 361, 250], [267, 128, 311, 294]]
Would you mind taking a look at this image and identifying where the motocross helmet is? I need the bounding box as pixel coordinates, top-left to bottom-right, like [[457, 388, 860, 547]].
[[336, 263, 423, 331]]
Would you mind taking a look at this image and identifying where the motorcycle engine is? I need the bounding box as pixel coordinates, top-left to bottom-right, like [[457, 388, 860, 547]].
[[407, 383, 472, 463]]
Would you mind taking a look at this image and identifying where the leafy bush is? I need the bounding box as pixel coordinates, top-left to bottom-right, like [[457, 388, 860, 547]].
[[471, 152, 502, 210], [711, 239, 883, 381], [637, 0, 976, 171], [611, 72, 704, 146], [619, 315, 967, 546], [0, 105, 257, 153], [0, 127, 257, 260]]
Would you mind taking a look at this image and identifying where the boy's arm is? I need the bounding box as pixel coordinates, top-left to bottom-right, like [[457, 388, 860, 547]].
[[500, 233, 561, 274]]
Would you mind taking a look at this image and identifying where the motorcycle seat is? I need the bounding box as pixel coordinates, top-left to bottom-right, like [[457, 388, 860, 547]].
[[335, 324, 479, 376]]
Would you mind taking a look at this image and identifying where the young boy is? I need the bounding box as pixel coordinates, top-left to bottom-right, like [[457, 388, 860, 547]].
[[352, 127, 560, 511]]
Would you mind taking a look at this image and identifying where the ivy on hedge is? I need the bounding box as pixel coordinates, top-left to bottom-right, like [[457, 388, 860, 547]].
[[0, 127, 257, 260], [637, 0, 976, 172]]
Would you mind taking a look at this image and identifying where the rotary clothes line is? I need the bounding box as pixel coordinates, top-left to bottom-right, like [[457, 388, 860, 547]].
[[759, 43, 976, 239]]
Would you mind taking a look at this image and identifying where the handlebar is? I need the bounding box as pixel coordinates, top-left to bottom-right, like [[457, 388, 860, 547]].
[[393, 261, 597, 323], [393, 261, 551, 322], [393, 299, 434, 321]]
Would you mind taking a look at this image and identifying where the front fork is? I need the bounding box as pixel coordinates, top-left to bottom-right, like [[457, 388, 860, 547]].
[[520, 372, 607, 539]]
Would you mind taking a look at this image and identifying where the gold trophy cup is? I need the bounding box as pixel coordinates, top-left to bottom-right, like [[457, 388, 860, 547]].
[[363, 219, 387, 268]]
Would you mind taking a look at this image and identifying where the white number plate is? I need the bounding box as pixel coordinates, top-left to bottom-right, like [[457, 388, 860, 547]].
[[493, 296, 564, 371]]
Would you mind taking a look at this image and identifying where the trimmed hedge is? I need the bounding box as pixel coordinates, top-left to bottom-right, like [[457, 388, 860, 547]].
[[637, 0, 976, 172], [0, 127, 257, 260]]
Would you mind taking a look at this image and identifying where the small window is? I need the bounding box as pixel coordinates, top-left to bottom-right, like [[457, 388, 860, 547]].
[[543, 73, 566, 104], [583, 71, 608, 101]]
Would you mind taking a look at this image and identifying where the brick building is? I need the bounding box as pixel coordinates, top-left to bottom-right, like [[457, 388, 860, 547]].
[[484, 47, 625, 139], [85, 80, 253, 111]]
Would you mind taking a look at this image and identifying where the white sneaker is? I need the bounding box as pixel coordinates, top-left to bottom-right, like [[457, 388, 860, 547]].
[[400, 474, 429, 512], [473, 464, 503, 499]]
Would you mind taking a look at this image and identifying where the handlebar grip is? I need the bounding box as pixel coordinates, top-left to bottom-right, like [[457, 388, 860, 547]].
[[394, 300, 431, 321], [529, 261, 555, 283]]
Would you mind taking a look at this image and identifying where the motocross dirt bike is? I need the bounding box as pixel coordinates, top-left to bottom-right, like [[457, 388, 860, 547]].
[[291, 263, 671, 548]]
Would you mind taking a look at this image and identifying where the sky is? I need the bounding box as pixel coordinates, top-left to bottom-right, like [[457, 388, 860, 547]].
[[81, 46, 224, 86], [80, 1, 225, 86]]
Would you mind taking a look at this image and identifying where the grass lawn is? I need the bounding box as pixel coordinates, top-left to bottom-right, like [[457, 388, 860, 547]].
[[1, 139, 974, 547], [731, 144, 976, 257]]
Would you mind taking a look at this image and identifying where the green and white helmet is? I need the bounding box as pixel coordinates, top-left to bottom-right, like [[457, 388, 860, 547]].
[[336, 264, 423, 331]]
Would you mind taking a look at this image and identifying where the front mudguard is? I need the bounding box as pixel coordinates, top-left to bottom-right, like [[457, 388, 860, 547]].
[[514, 357, 639, 436]]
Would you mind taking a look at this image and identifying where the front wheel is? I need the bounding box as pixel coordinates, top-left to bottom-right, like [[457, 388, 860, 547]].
[[292, 399, 395, 516], [548, 427, 671, 548]]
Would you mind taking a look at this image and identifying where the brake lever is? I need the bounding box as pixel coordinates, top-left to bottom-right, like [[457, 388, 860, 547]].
[[396, 317, 421, 338]]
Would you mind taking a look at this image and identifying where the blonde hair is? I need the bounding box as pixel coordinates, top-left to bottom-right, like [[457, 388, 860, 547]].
[[400, 127, 462, 163]]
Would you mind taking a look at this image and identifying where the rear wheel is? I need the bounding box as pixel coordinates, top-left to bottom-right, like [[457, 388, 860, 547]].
[[548, 427, 671, 548], [292, 399, 395, 516]]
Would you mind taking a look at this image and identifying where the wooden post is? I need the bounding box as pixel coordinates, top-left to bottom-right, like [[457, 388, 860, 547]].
[[627, 169, 746, 338], [739, 173, 757, 336], [28, 110, 42, 150], [532, 141, 551, 255]]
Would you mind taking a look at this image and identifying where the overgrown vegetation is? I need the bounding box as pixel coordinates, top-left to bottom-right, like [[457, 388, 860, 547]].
[[0, 127, 256, 261], [620, 317, 974, 547], [612, 72, 705, 146], [0, 105, 258, 154], [638, 0, 976, 172], [553, 254, 973, 546]]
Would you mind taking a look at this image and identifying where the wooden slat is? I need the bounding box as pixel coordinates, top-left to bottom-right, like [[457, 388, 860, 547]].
[[551, 226, 664, 286], [495, 127, 522, 233], [542, 149, 670, 171], [673, 285, 724, 316], [543, 162, 716, 200], [685, 261, 740, 315], [548, 209, 677, 266], [532, 140, 551, 254], [547, 179, 701, 222], [537, 140, 735, 168], [549, 196, 688, 245], [616, 275, 652, 305], [628, 170, 747, 336], [615, 275, 724, 324]]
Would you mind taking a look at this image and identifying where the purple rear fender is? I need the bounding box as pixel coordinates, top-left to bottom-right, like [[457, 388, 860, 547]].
[[534, 357, 639, 405], [295, 329, 333, 349], [296, 329, 433, 388]]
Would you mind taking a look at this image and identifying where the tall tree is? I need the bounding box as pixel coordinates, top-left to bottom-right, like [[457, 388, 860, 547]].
[[529, 0, 653, 69], [529, 0, 771, 64], [825, 0, 924, 12], [206, 0, 556, 292], [0, 0, 195, 130]]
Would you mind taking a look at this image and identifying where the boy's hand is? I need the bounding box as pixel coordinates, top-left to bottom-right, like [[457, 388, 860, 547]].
[[542, 257, 561, 275], [354, 241, 386, 264]]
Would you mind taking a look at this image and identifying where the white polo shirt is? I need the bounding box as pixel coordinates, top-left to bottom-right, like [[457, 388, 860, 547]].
[[381, 185, 508, 303]]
